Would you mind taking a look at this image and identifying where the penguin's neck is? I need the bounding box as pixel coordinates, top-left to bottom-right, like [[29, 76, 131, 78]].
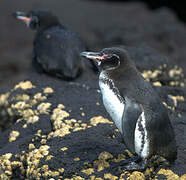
[[99, 70, 124, 103], [99, 70, 125, 133], [36, 24, 64, 36]]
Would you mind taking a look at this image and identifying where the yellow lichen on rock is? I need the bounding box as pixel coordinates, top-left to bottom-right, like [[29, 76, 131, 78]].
[[9, 130, 20, 142], [94, 152, 113, 171], [157, 169, 180, 180], [180, 174, 186, 180], [15, 94, 30, 101], [74, 157, 80, 161], [163, 95, 185, 112], [90, 116, 113, 126], [46, 155, 54, 161], [34, 93, 47, 101], [104, 173, 118, 180], [128, 171, 145, 180], [48, 127, 71, 138], [58, 168, 64, 173], [169, 66, 183, 78], [81, 168, 94, 175], [11, 101, 30, 110], [0, 93, 10, 106], [96, 102, 100, 106], [169, 81, 184, 87], [29, 143, 36, 150], [120, 171, 130, 180], [14, 81, 35, 90], [0, 153, 22, 179], [112, 154, 126, 163], [141, 69, 161, 81], [162, 101, 173, 111], [22, 109, 35, 118], [24, 145, 50, 178], [37, 102, 51, 114], [57, 104, 65, 109], [51, 107, 70, 130], [61, 147, 68, 151], [71, 176, 85, 180], [48, 105, 73, 138], [27, 115, 39, 124], [125, 149, 134, 158], [43, 87, 54, 94], [153, 81, 162, 86], [81, 112, 85, 117], [168, 95, 184, 107], [41, 139, 47, 144]]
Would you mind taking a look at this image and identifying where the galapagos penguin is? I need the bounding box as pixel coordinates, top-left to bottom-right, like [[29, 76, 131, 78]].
[[80, 47, 177, 170], [12, 9, 88, 80]]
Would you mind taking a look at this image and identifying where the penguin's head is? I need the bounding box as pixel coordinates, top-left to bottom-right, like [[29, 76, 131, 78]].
[[80, 47, 130, 71], [12, 9, 60, 31]]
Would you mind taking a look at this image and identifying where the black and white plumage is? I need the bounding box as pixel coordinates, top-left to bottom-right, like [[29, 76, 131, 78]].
[[13, 9, 90, 80], [80, 47, 177, 170]]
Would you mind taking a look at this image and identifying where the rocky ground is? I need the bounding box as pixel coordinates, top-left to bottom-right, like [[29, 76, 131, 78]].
[[0, 0, 186, 179], [0, 45, 186, 179]]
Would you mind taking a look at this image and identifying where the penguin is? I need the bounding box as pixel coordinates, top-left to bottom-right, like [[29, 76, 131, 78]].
[[80, 47, 177, 170], [12, 9, 90, 80]]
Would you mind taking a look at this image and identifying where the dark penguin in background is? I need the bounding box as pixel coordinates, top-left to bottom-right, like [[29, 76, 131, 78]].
[[81, 47, 177, 170], [12, 9, 89, 80]]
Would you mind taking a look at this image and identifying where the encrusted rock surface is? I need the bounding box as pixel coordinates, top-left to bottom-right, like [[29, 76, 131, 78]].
[[1, 1, 186, 179], [0, 45, 186, 179]]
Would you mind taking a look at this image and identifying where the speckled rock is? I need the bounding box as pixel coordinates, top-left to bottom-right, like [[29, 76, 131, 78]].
[[0, 45, 186, 179]]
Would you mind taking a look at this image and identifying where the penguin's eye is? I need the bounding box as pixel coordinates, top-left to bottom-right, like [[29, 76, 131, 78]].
[[102, 54, 120, 69], [105, 54, 119, 62]]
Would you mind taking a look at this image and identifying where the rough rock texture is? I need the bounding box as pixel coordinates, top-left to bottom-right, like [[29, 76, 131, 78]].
[[1, 0, 186, 179], [1, 1, 186, 89], [94, 0, 186, 23], [0, 45, 186, 179], [88, 7, 186, 77]]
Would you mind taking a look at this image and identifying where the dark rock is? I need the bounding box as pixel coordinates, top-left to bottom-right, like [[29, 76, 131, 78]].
[[1, 1, 186, 89], [88, 7, 186, 75], [92, 0, 186, 23], [0, 44, 186, 179]]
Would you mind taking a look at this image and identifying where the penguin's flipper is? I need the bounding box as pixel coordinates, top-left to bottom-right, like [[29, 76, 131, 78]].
[[122, 97, 142, 154]]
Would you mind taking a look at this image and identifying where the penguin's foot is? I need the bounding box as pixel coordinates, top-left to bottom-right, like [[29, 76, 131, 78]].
[[116, 156, 142, 166], [122, 159, 148, 171], [108, 156, 142, 173]]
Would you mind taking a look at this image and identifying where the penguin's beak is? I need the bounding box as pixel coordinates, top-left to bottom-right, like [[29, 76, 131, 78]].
[[80, 51, 107, 66], [12, 11, 31, 27]]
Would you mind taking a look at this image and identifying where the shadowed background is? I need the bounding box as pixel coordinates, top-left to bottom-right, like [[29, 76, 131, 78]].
[[0, 0, 186, 88]]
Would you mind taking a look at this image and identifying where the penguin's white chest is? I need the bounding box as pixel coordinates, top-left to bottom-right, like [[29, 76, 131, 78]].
[[99, 79, 124, 133]]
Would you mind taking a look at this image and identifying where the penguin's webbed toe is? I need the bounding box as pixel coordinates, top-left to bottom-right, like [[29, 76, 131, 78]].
[[108, 156, 142, 172], [122, 159, 148, 171]]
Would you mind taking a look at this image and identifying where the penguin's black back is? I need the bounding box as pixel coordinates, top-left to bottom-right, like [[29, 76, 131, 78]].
[[33, 26, 85, 79], [109, 57, 177, 161]]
